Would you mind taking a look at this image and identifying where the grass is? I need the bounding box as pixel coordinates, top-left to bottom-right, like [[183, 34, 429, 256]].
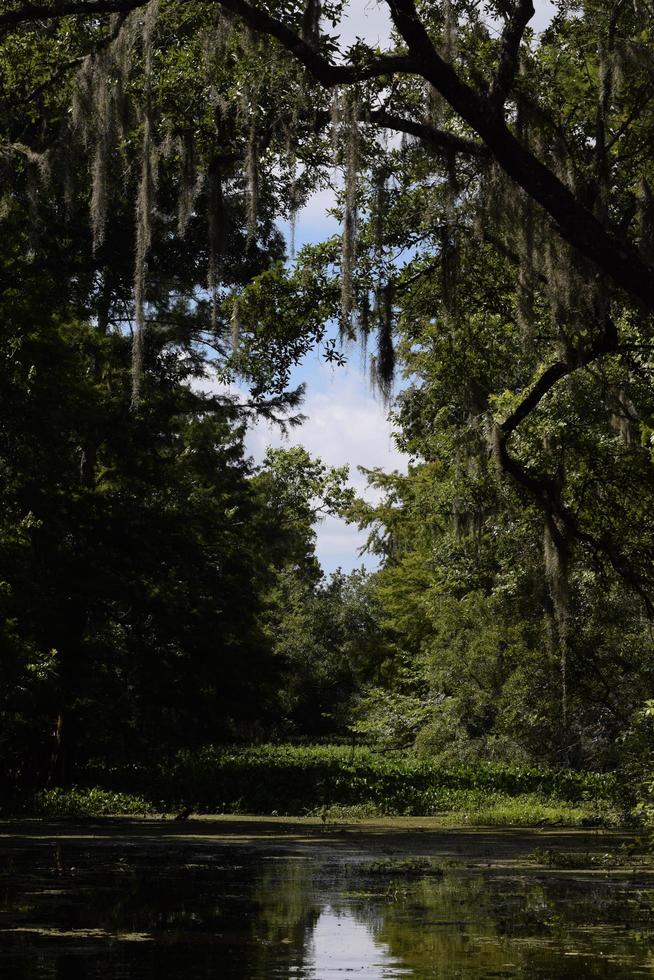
[[528, 845, 653, 869], [313, 792, 623, 828]]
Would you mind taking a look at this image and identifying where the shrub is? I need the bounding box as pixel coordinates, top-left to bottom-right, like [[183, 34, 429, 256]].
[[27, 786, 153, 817], [82, 743, 624, 820]]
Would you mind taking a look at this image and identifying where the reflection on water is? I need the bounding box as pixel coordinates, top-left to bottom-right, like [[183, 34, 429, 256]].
[[303, 908, 411, 978], [1, 824, 653, 979]]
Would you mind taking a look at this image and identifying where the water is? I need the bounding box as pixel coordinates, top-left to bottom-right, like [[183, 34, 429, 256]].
[[1, 819, 653, 978]]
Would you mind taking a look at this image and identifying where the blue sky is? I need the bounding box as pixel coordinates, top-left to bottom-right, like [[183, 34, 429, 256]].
[[244, 0, 556, 575]]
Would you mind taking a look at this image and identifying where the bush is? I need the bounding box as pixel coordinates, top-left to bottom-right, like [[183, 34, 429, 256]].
[[81, 744, 624, 820], [27, 786, 153, 817]]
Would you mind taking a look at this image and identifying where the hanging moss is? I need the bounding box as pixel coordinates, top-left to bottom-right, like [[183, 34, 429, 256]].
[[201, 7, 232, 75], [245, 117, 258, 245], [131, 0, 160, 407], [177, 132, 199, 238], [373, 283, 395, 402], [289, 181, 299, 259], [512, 93, 538, 335], [442, 0, 458, 62], [424, 81, 442, 126], [610, 388, 635, 447], [594, 39, 614, 223], [73, 14, 136, 253], [358, 287, 371, 353], [231, 294, 241, 351], [373, 166, 387, 258], [286, 133, 299, 260], [543, 520, 570, 735], [516, 195, 536, 335], [90, 138, 108, 251], [206, 161, 224, 329], [340, 91, 359, 327], [330, 86, 341, 154], [486, 420, 503, 473], [72, 51, 110, 250], [441, 227, 460, 320], [132, 112, 157, 405]]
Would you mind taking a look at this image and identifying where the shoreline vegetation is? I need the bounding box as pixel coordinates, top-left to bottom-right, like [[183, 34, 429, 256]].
[[5, 744, 633, 830]]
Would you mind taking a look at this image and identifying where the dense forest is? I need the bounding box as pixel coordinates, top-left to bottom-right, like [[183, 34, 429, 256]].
[[1, 0, 654, 816]]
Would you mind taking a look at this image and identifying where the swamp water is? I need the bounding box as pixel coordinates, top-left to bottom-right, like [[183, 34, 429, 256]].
[[0, 818, 653, 978]]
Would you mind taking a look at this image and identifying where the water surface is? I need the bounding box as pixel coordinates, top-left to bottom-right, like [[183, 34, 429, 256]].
[[1, 818, 652, 978]]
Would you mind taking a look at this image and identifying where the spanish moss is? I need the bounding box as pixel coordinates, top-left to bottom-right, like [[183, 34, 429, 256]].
[[231, 294, 241, 351], [639, 177, 654, 263], [330, 86, 341, 153], [543, 520, 570, 736], [207, 161, 224, 329], [245, 118, 258, 245], [358, 287, 371, 355], [516, 196, 536, 335], [132, 0, 159, 407], [442, 0, 458, 63], [177, 133, 199, 238], [373, 167, 387, 258], [340, 91, 359, 328], [374, 282, 394, 403]]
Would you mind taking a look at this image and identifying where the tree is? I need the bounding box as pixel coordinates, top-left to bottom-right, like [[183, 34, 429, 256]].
[[2, 1, 652, 582], [264, 566, 390, 735], [2, 0, 654, 772]]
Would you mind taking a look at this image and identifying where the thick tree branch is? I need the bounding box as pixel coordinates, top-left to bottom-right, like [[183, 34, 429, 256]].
[[500, 361, 569, 437], [384, 0, 654, 313], [493, 423, 654, 611], [0, 0, 147, 26], [500, 317, 619, 437], [0, 0, 415, 83], [490, 0, 535, 108], [368, 109, 487, 158], [5, 0, 654, 314], [217, 0, 415, 84]]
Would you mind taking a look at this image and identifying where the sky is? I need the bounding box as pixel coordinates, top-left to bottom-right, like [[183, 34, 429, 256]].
[[242, 0, 557, 576]]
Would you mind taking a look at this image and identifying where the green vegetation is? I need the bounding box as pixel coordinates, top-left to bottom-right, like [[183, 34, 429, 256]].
[[27, 787, 154, 817], [354, 859, 444, 878], [11, 745, 620, 827], [148, 744, 620, 814], [528, 847, 653, 870], [1, 1, 654, 832]]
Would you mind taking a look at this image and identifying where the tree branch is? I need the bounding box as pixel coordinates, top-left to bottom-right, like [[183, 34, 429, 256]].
[[5, 0, 654, 314], [384, 0, 654, 312], [0, 0, 147, 27], [218, 0, 416, 84], [493, 423, 654, 611], [499, 317, 618, 437], [0, 0, 416, 84], [490, 0, 535, 109], [368, 109, 487, 158]]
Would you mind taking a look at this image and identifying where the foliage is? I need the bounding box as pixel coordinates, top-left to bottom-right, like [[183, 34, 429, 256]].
[[263, 567, 389, 735], [83, 743, 626, 823], [1, 0, 654, 818], [26, 786, 153, 817]]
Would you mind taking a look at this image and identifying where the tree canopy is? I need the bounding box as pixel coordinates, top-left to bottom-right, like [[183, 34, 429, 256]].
[[2, 0, 654, 783]]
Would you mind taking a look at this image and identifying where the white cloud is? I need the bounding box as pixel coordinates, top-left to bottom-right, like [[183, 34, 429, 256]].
[[245, 356, 407, 573]]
